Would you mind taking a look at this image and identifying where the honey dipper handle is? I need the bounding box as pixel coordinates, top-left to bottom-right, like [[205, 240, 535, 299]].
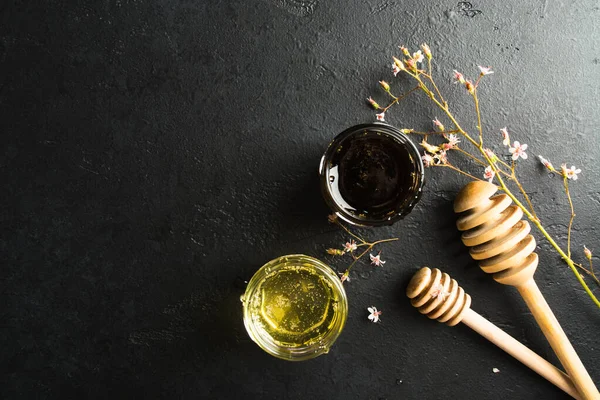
[[517, 280, 600, 400], [462, 308, 580, 399]]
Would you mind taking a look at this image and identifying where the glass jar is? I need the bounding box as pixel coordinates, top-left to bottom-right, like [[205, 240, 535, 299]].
[[241, 255, 348, 361], [319, 122, 424, 227]]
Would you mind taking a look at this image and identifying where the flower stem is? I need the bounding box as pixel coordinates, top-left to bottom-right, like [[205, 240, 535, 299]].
[[563, 176, 576, 259]]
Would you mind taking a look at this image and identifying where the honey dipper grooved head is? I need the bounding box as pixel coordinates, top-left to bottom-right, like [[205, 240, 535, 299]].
[[454, 182, 538, 287], [406, 267, 472, 326]]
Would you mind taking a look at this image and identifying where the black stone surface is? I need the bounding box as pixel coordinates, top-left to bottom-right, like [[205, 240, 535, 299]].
[[2, 0, 599, 398]]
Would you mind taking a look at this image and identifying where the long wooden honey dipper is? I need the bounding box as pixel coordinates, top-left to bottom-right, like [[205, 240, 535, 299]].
[[454, 181, 599, 399], [407, 266, 580, 399]]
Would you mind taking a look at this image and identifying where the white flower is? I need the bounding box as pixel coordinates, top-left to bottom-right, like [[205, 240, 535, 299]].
[[412, 50, 424, 63], [343, 240, 357, 253], [368, 306, 382, 323], [429, 284, 449, 301], [500, 127, 510, 146], [422, 152, 435, 167], [537, 155, 555, 171], [478, 66, 494, 75], [339, 272, 350, 283], [483, 166, 495, 182], [509, 141, 528, 160], [453, 70, 465, 84], [434, 150, 448, 165], [562, 164, 581, 180], [492, 368, 500, 374], [446, 134, 460, 147], [392, 63, 401, 76], [376, 112, 385, 121], [370, 253, 386, 267]]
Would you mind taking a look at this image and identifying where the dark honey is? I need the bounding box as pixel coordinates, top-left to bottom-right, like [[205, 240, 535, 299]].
[[320, 123, 424, 226]]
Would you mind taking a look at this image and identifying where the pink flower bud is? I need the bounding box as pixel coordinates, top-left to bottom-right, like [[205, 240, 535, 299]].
[[584, 246, 592, 260], [465, 80, 475, 94], [400, 46, 410, 57], [379, 80, 390, 91], [367, 97, 380, 110], [421, 43, 432, 60]]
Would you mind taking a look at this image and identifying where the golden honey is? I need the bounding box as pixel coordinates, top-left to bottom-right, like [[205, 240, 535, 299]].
[[241, 255, 348, 361]]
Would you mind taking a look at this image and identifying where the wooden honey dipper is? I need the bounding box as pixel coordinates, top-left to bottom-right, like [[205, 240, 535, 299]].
[[407, 266, 580, 399], [454, 181, 599, 399]]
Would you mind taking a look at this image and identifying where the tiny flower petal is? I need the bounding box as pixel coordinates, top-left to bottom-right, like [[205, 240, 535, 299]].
[[500, 127, 510, 146], [339, 272, 350, 283], [483, 166, 495, 182], [376, 112, 385, 121], [368, 306, 382, 323], [563, 164, 581, 180], [509, 141, 528, 160], [446, 134, 460, 147], [370, 253, 386, 267], [429, 284, 449, 301], [422, 152, 435, 167], [392, 63, 401, 76], [453, 70, 465, 84], [343, 240, 357, 253], [493, 368, 500, 374], [412, 50, 424, 63], [478, 66, 494, 75]]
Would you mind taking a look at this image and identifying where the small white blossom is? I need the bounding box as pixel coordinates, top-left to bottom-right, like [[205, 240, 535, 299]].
[[562, 164, 581, 180], [448, 133, 460, 147], [483, 166, 495, 182], [368, 306, 382, 323], [509, 141, 528, 160], [370, 253, 386, 267], [376, 112, 385, 121], [492, 368, 500, 373], [422, 152, 435, 167], [500, 127, 510, 146], [412, 50, 424, 63], [478, 66, 494, 75], [339, 272, 350, 283], [343, 240, 357, 253], [392, 63, 401, 76]]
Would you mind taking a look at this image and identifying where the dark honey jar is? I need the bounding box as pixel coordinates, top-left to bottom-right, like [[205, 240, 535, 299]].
[[319, 122, 424, 227]]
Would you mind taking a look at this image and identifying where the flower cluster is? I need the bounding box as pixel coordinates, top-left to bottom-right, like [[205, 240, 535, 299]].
[[325, 214, 397, 285], [366, 43, 599, 308]]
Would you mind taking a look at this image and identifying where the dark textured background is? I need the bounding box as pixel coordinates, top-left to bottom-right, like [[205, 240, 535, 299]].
[[2, 0, 599, 398]]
